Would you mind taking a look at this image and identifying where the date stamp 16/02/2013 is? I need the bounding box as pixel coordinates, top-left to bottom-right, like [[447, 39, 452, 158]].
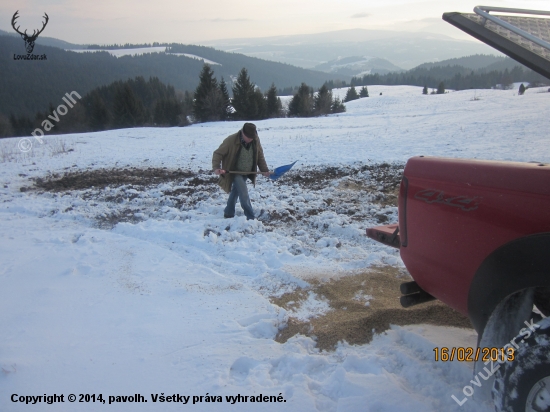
[[433, 347, 515, 362]]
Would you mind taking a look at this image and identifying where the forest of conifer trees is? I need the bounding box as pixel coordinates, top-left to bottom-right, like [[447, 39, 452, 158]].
[[2, 55, 547, 139]]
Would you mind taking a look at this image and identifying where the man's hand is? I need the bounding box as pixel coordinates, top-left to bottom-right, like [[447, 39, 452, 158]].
[[214, 169, 226, 175], [262, 171, 272, 177]]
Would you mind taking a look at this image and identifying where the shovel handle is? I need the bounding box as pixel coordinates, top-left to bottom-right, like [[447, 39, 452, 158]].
[[224, 170, 272, 175]]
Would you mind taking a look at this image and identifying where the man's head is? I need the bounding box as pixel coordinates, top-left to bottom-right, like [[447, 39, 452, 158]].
[[242, 123, 258, 143]]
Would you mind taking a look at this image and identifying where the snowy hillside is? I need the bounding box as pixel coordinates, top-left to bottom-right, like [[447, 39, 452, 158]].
[[69, 47, 221, 65], [1, 85, 549, 412]]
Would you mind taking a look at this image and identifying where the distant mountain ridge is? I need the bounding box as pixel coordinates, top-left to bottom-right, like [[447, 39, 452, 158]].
[[350, 55, 546, 91], [314, 56, 403, 77], [2, 26, 502, 74], [202, 28, 500, 70], [414, 54, 506, 71], [408, 54, 530, 74], [0, 28, 85, 50], [0, 36, 348, 117]]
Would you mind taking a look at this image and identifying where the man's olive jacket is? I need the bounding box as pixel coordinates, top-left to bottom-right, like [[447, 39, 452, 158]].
[[212, 130, 269, 193]]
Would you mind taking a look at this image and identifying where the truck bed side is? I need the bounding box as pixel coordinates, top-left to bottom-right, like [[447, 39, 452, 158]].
[[399, 157, 550, 316]]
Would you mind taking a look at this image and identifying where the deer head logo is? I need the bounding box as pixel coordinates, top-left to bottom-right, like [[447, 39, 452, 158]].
[[11, 11, 49, 54]]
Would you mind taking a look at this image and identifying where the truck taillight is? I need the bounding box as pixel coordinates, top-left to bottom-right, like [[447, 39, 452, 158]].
[[399, 177, 408, 247]]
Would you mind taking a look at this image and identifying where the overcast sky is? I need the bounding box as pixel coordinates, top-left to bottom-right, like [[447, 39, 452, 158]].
[[2, 0, 549, 45]]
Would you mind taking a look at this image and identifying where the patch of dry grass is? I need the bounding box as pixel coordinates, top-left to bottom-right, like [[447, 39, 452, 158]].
[[273, 265, 473, 351]]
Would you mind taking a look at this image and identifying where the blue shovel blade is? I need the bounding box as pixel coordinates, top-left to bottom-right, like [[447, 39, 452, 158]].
[[269, 161, 297, 180]]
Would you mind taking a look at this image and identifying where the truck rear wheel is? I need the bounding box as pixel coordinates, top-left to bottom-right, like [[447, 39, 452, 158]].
[[535, 287, 550, 317], [492, 317, 550, 412]]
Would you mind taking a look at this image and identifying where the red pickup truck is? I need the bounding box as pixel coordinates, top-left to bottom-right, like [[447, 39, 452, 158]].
[[367, 6, 550, 412], [368, 157, 550, 410]]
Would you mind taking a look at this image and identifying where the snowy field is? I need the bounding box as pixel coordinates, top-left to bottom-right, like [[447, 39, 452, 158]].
[[1, 85, 550, 412]]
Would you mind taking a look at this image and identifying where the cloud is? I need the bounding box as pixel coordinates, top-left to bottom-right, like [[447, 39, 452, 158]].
[[351, 12, 370, 19]]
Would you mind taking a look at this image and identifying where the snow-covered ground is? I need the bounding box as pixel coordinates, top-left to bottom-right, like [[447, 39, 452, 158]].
[[1, 85, 549, 411]]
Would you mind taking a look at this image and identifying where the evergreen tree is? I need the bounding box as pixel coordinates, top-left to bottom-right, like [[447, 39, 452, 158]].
[[193, 64, 220, 122], [250, 88, 267, 120], [179, 91, 194, 125], [35, 110, 46, 132], [266, 83, 282, 118], [112, 83, 147, 128], [88, 90, 109, 131], [359, 86, 369, 98], [437, 82, 446, 94], [166, 98, 183, 125], [203, 88, 224, 122], [61, 102, 87, 134], [219, 77, 231, 120], [314, 84, 333, 115], [344, 86, 359, 102], [500, 69, 513, 89], [423, 85, 428, 95], [232, 68, 257, 120], [276, 97, 283, 116], [0, 114, 13, 138], [331, 97, 346, 114], [288, 83, 314, 117], [154, 98, 182, 126], [40, 103, 58, 132], [518, 83, 526, 95], [9, 114, 34, 136], [10, 76, 190, 135], [278, 85, 300, 96]]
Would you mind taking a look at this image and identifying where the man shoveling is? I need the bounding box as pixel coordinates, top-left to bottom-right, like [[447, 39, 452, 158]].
[[212, 123, 271, 220]]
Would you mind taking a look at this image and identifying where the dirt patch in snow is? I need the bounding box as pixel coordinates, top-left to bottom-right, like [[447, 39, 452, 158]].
[[286, 163, 402, 208], [28, 163, 404, 230], [273, 265, 473, 351], [30, 167, 220, 228], [32, 163, 402, 204], [33, 167, 211, 191]]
